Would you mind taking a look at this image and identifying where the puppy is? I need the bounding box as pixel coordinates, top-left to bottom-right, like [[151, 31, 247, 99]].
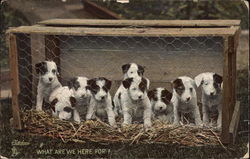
[[148, 88, 173, 123], [68, 77, 91, 120], [195, 72, 223, 129], [172, 76, 202, 126], [49, 86, 80, 123], [113, 63, 150, 116], [120, 77, 152, 129], [35, 61, 62, 111], [86, 77, 117, 127]]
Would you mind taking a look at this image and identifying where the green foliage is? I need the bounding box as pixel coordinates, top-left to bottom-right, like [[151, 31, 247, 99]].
[[0, 4, 30, 69], [96, 0, 248, 29]]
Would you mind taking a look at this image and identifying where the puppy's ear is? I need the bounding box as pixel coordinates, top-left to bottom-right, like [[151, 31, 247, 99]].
[[122, 63, 131, 74], [70, 96, 77, 107], [50, 98, 58, 112], [214, 73, 223, 84], [147, 89, 155, 100], [104, 78, 112, 90], [68, 78, 77, 90], [137, 65, 145, 76], [35, 62, 43, 74], [172, 78, 181, 89], [194, 73, 205, 87], [122, 78, 133, 89], [87, 79, 96, 88]]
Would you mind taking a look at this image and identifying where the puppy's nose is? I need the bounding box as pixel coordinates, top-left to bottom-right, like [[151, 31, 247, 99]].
[[101, 96, 105, 100], [138, 95, 142, 99], [159, 106, 163, 110], [186, 97, 190, 101], [49, 77, 53, 81], [210, 92, 214, 96]]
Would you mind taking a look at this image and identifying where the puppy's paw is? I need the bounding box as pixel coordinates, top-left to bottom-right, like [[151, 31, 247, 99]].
[[173, 121, 180, 126], [36, 107, 43, 111]]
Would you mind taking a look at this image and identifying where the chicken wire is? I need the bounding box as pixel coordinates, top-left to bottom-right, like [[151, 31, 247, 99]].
[[13, 33, 223, 110]]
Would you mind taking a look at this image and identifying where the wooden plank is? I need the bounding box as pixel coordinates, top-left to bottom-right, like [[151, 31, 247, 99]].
[[38, 19, 240, 27], [229, 101, 240, 143], [45, 35, 61, 81], [8, 33, 22, 130], [221, 36, 231, 144], [7, 26, 238, 37], [83, 0, 122, 19]]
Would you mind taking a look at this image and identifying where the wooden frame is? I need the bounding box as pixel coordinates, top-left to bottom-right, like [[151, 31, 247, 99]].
[[7, 19, 241, 144]]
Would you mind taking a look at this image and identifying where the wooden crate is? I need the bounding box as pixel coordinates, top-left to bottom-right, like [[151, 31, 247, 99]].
[[6, 19, 241, 144]]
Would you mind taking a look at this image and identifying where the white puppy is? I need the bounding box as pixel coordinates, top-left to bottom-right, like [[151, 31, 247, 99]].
[[171, 76, 202, 126], [49, 86, 80, 123], [195, 72, 223, 129], [120, 77, 152, 129], [35, 61, 62, 111], [68, 77, 91, 121], [113, 63, 150, 116], [148, 88, 173, 123], [86, 77, 117, 127]]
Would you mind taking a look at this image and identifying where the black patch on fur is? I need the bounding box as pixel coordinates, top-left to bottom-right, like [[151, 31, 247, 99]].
[[121, 63, 131, 74], [63, 106, 73, 113], [35, 62, 48, 75], [112, 100, 115, 110], [118, 92, 121, 99], [68, 77, 80, 91], [122, 78, 133, 89], [213, 73, 223, 89], [69, 96, 77, 107], [161, 89, 172, 105], [139, 77, 147, 92], [213, 74, 223, 94], [87, 78, 100, 94], [172, 78, 185, 96], [137, 65, 145, 76], [148, 89, 157, 101], [50, 98, 58, 112]]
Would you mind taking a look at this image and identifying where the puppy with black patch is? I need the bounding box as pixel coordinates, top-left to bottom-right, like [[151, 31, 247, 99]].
[[148, 88, 173, 123], [113, 63, 150, 116], [35, 61, 61, 111], [49, 86, 80, 123], [86, 77, 117, 127], [172, 76, 202, 126], [195, 72, 223, 129], [68, 77, 91, 121], [120, 77, 152, 130]]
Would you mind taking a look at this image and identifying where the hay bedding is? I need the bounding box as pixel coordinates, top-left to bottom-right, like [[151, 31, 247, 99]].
[[21, 110, 222, 146]]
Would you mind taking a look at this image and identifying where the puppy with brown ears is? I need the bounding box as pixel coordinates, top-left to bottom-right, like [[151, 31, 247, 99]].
[[171, 76, 202, 126], [195, 72, 223, 129], [148, 88, 173, 123], [86, 77, 117, 127], [35, 61, 61, 111], [49, 86, 80, 123], [120, 77, 152, 130]]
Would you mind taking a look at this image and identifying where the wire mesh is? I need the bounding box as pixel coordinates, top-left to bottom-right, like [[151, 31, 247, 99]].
[[14, 33, 223, 110]]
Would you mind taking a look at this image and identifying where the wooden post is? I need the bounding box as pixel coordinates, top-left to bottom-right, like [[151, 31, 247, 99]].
[[45, 35, 61, 81], [221, 36, 232, 144], [8, 33, 22, 130]]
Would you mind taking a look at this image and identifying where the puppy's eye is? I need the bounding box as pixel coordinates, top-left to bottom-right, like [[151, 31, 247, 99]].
[[204, 82, 208, 85], [130, 72, 134, 74], [132, 87, 136, 91], [52, 69, 56, 74], [190, 88, 193, 92]]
